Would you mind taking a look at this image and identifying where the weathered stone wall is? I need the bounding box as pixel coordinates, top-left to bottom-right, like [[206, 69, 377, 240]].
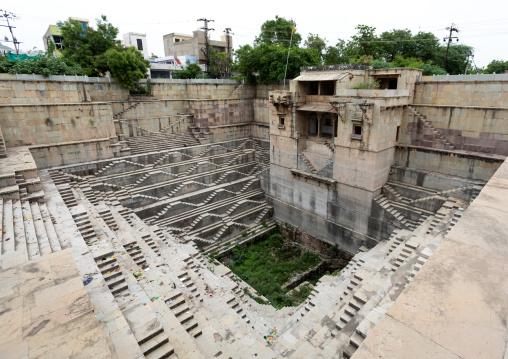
[[0, 79, 128, 104], [0, 103, 116, 147], [29, 138, 116, 168], [403, 105, 508, 155], [394, 145, 502, 181], [187, 99, 254, 127], [414, 80, 508, 107]]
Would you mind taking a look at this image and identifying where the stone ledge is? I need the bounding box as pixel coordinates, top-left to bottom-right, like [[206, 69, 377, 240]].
[[290, 168, 337, 187], [411, 104, 508, 111], [28, 138, 113, 150], [396, 144, 507, 161]]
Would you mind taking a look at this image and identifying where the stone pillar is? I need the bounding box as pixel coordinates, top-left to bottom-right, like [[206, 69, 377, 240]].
[[318, 82, 321, 96], [317, 112, 323, 138], [332, 114, 337, 138]]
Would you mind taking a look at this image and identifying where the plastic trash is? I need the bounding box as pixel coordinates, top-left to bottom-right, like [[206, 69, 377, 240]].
[[83, 274, 93, 286]]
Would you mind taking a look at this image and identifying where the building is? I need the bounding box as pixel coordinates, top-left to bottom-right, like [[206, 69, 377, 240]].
[[163, 30, 233, 66], [122, 32, 149, 59], [42, 17, 89, 54]]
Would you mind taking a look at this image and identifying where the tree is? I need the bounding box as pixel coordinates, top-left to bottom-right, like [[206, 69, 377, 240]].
[[174, 61, 203, 79], [234, 42, 319, 84], [378, 29, 413, 61], [433, 44, 473, 74], [349, 25, 381, 58], [304, 33, 327, 63], [47, 40, 56, 57], [412, 32, 440, 62], [255, 16, 301, 47], [210, 48, 233, 78], [102, 47, 150, 88], [57, 15, 120, 76], [483, 59, 508, 74], [323, 39, 349, 65]]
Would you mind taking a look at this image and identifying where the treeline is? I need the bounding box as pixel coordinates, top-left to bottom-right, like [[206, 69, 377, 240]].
[[0, 16, 149, 88], [233, 17, 506, 83]]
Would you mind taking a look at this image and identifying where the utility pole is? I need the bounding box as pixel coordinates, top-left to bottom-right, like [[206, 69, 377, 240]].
[[223, 27, 234, 56], [223, 27, 234, 78], [197, 18, 214, 72], [0, 10, 21, 61], [443, 23, 459, 72]]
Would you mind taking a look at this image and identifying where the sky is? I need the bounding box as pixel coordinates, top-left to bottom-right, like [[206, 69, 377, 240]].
[[2, 0, 508, 68]]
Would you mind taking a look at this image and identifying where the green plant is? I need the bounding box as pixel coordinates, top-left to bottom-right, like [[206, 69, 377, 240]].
[[351, 80, 380, 90], [223, 228, 321, 309], [261, 221, 267, 228]]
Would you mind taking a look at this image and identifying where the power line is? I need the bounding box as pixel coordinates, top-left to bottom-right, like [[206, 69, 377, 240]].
[[197, 18, 214, 72]]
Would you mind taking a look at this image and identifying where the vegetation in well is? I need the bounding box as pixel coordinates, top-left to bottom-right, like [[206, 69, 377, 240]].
[[223, 228, 321, 309]]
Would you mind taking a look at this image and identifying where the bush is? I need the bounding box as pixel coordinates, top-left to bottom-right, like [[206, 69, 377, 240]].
[[5, 56, 84, 77], [351, 80, 380, 89]]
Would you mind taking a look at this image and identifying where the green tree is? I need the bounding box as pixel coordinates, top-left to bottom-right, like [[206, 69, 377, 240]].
[[349, 25, 381, 58], [483, 59, 508, 74], [101, 46, 150, 88], [378, 29, 413, 61], [234, 43, 319, 84], [255, 16, 301, 47], [323, 39, 349, 65], [0, 57, 14, 73], [210, 48, 233, 78], [47, 40, 56, 57], [433, 44, 473, 74], [174, 61, 203, 79], [412, 32, 441, 62], [304, 33, 327, 63], [57, 15, 120, 76]]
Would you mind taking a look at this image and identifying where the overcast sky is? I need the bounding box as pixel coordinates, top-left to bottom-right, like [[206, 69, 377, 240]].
[[3, 0, 508, 68]]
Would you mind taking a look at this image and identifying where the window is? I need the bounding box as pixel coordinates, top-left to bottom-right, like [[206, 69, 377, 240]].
[[354, 124, 362, 136], [137, 39, 143, 51], [396, 125, 400, 142], [279, 117, 285, 125], [53, 36, 63, 50]]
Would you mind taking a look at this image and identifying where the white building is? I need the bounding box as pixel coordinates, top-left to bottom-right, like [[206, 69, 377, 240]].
[[123, 32, 149, 59]]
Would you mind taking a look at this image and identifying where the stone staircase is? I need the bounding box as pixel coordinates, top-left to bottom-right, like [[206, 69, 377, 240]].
[[72, 210, 97, 245], [127, 132, 200, 155], [114, 102, 141, 119], [0, 126, 7, 158], [298, 153, 318, 174], [408, 106, 455, 150]]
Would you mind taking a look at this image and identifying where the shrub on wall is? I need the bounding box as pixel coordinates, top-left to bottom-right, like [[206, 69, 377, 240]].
[[2, 56, 85, 77]]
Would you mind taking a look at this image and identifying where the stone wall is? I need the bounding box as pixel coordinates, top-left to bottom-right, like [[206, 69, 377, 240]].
[[187, 99, 255, 127], [414, 80, 508, 107], [394, 145, 503, 181], [402, 105, 508, 155], [0, 79, 128, 105], [0, 103, 116, 147], [29, 138, 117, 168]]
